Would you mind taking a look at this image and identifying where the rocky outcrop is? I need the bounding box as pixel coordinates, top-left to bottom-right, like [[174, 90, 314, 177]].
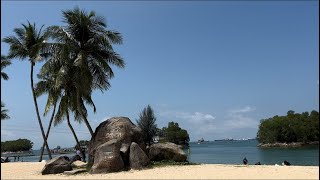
[[149, 142, 187, 162], [90, 139, 125, 173], [41, 156, 72, 175], [88, 117, 147, 173], [258, 141, 319, 148], [87, 117, 189, 174], [129, 142, 150, 169]]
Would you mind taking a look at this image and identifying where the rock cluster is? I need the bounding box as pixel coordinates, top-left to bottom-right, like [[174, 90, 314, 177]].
[[88, 117, 187, 174], [42, 117, 187, 175], [42, 156, 87, 175]]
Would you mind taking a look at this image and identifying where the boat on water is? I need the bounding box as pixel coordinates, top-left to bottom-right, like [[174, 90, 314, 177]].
[[197, 138, 209, 144], [214, 138, 234, 141]]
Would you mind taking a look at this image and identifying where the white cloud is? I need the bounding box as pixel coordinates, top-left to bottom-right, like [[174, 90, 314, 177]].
[[229, 106, 255, 114], [158, 109, 217, 139], [1, 130, 14, 137], [225, 106, 258, 129]]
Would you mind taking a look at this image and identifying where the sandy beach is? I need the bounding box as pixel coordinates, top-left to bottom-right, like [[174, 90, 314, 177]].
[[1, 162, 319, 179]]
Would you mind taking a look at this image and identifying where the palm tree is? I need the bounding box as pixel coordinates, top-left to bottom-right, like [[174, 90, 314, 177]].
[[1, 102, 10, 120], [1, 55, 11, 121], [34, 68, 60, 161], [47, 7, 125, 136], [1, 55, 11, 80], [2, 22, 52, 159], [39, 45, 93, 162]]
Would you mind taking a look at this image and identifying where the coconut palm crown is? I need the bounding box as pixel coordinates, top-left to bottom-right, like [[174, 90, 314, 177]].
[[45, 7, 125, 136]]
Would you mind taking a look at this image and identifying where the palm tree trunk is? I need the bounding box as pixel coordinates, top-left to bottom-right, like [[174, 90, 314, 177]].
[[67, 111, 86, 162], [81, 111, 94, 136], [30, 62, 52, 160], [39, 102, 57, 162]]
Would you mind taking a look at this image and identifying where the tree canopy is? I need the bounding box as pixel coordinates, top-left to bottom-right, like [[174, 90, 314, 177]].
[[136, 105, 157, 145], [160, 122, 190, 147], [1, 139, 34, 152], [257, 110, 319, 144]]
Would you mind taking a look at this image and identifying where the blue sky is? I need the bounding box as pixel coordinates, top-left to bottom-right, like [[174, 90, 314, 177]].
[[1, 1, 319, 149]]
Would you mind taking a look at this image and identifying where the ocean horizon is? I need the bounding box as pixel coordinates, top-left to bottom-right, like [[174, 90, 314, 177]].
[[3, 140, 318, 166]]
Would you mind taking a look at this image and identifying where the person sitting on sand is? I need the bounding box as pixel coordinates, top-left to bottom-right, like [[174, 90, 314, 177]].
[[282, 160, 291, 166], [243, 157, 248, 165], [254, 162, 261, 165]]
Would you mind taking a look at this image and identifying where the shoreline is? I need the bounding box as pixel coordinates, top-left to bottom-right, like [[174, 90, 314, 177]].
[[1, 162, 319, 179], [258, 141, 319, 148]]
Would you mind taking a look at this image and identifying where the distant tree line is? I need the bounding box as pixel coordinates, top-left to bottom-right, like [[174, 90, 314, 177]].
[[1, 139, 33, 152], [257, 110, 319, 144]]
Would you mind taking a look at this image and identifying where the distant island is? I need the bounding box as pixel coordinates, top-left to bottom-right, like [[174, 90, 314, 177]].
[[257, 110, 319, 147]]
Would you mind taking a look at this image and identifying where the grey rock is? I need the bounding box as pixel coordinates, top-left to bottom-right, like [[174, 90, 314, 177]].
[[41, 156, 72, 175], [129, 142, 150, 169], [90, 139, 125, 174], [149, 142, 187, 162], [88, 117, 145, 172]]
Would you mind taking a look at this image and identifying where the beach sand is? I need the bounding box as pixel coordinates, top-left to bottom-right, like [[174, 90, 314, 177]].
[[1, 162, 319, 179]]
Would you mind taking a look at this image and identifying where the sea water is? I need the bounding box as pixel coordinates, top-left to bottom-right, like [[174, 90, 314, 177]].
[[187, 140, 319, 166], [4, 140, 319, 166]]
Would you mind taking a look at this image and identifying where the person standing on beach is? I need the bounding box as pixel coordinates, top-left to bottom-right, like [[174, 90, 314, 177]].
[[243, 157, 248, 165], [76, 149, 81, 156]]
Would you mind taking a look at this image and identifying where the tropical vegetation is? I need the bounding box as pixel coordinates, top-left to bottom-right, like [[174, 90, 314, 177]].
[[1, 55, 11, 80], [257, 110, 319, 144], [158, 122, 190, 147], [1, 139, 33, 152], [1, 102, 10, 120], [3, 22, 53, 159], [136, 105, 158, 145], [2, 6, 125, 162], [1, 55, 11, 120]]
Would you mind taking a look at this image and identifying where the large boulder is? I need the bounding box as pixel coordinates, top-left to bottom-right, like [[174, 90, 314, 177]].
[[90, 139, 125, 173], [129, 142, 150, 169], [149, 142, 187, 162], [88, 117, 145, 170], [41, 156, 72, 175]]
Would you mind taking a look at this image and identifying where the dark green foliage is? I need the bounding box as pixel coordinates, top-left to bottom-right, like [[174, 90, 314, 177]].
[[257, 110, 319, 144], [1, 139, 33, 152], [1, 55, 11, 120], [136, 105, 157, 145], [1, 55, 11, 80], [1, 102, 10, 120], [162, 122, 190, 146]]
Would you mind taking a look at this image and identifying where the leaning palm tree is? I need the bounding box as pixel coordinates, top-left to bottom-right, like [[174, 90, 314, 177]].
[[1, 55, 11, 80], [2, 22, 52, 159], [34, 67, 61, 161], [39, 45, 94, 162], [1, 102, 10, 120], [47, 7, 125, 136]]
